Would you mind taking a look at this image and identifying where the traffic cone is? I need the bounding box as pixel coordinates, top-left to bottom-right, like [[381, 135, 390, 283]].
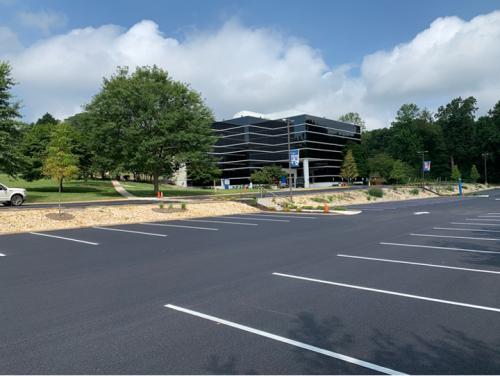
[[323, 203, 329, 213]]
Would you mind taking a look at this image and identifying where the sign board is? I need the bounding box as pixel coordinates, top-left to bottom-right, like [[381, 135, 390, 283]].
[[423, 160, 431, 172], [290, 149, 300, 168]]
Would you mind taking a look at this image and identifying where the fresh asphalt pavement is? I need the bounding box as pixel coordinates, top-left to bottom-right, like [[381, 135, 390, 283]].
[[1, 189, 500, 374]]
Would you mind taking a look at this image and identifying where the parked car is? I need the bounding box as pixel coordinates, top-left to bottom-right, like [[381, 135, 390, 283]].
[[0, 183, 27, 206]]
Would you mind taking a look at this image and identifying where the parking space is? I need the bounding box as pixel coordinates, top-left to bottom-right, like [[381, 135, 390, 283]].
[[2, 190, 500, 374]]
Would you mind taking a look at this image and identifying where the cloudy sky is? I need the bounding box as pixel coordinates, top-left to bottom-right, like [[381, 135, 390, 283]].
[[1, 0, 499, 129]]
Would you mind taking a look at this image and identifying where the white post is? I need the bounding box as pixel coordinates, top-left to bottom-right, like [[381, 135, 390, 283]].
[[303, 158, 310, 188]]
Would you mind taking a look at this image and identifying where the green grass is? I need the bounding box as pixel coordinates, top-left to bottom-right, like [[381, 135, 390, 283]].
[[121, 181, 262, 197], [0, 174, 121, 203]]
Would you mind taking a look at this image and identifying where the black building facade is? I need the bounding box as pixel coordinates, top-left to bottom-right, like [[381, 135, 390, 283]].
[[212, 114, 361, 186]]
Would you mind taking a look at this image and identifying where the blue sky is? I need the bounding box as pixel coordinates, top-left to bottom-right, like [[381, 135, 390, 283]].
[[1, 0, 499, 127]]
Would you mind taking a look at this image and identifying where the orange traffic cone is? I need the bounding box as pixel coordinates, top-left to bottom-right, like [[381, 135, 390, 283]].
[[323, 203, 329, 213]]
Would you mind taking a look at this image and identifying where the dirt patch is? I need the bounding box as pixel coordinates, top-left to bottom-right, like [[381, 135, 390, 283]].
[[0, 201, 259, 234], [45, 212, 75, 221]]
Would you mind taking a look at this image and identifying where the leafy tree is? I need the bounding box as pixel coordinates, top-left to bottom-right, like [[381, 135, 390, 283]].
[[390, 160, 409, 184], [344, 141, 368, 178], [20, 122, 54, 181], [470, 164, 480, 183], [0, 61, 22, 176], [435, 97, 477, 170], [338, 112, 366, 132], [86, 66, 217, 193], [250, 165, 284, 185], [340, 149, 358, 183], [368, 153, 395, 181], [451, 165, 461, 181], [43, 123, 79, 213], [35, 113, 59, 126]]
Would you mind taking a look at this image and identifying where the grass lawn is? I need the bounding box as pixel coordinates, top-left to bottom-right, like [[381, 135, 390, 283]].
[[0, 174, 121, 203], [120, 181, 262, 197]]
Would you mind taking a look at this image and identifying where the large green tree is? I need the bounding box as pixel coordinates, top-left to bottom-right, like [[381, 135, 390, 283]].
[[87, 66, 217, 193], [338, 112, 366, 132], [0, 61, 22, 175], [340, 149, 358, 183]]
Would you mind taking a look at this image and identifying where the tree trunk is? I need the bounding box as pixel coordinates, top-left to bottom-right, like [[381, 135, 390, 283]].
[[153, 173, 159, 195], [450, 155, 455, 170], [58, 179, 62, 215], [59, 179, 64, 193]]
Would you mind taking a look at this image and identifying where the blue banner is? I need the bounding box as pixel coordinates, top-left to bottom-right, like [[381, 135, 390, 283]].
[[290, 149, 300, 168], [423, 160, 431, 172]]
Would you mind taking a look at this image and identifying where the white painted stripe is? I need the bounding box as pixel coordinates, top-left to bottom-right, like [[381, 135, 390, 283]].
[[434, 227, 500, 233], [141, 223, 218, 231], [29, 232, 99, 245], [478, 216, 500, 218], [410, 233, 500, 241], [245, 213, 318, 219], [273, 272, 500, 313], [414, 211, 430, 215], [473, 194, 490, 197], [0, 253, 5, 257], [179, 219, 258, 226], [380, 242, 500, 255], [92, 226, 167, 237], [222, 216, 290, 222], [488, 213, 500, 215], [337, 254, 500, 275], [451, 222, 500, 226], [165, 304, 405, 375], [466, 218, 500, 222]]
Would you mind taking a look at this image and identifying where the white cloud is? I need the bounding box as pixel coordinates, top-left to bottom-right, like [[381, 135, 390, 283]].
[[0, 26, 22, 53], [17, 9, 67, 35], [1, 11, 500, 128]]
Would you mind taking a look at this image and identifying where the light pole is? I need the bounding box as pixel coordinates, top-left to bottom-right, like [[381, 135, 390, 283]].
[[417, 150, 428, 182], [482, 152, 490, 186], [287, 119, 293, 201]]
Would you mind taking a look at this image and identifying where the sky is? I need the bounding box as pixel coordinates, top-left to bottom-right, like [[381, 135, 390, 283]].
[[1, 0, 499, 129]]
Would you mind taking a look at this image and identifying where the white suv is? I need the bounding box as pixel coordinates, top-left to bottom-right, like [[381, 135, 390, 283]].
[[0, 183, 27, 206]]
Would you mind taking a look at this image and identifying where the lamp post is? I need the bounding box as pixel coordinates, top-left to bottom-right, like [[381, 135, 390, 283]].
[[417, 150, 428, 182], [482, 152, 490, 186], [286, 119, 293, 201]]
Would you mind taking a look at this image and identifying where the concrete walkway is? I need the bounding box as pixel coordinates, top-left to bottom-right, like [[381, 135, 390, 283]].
[[111, 180, 136, 199]]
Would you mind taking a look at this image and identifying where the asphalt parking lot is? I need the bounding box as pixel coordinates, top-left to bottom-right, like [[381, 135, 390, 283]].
[[1, 189, 500, 374]]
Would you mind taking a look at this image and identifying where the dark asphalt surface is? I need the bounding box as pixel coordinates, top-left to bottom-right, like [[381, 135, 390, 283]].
[[1, 189, 500, 374]]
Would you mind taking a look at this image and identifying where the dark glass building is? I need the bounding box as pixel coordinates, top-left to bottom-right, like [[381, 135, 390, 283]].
[[212, 114, 361, 187]]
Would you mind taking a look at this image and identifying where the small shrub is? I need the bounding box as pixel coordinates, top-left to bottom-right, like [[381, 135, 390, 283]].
[[366, 196, 371, 201], [159, 203, 164, 209], [410, 188, 419, 195], [168, 203, 173, 210], [316, 205, 324, 210], [311, 197, 329, 203], [296, 207, 302, 212], [302, 205, 315, 210], [181, 203, 187, 210], [368, 187, 384, 198], [333, 206, 346, 211], [283, 206, 290, 212]]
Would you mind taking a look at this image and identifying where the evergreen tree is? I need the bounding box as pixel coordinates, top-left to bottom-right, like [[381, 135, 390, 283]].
[[340, 150, 359, 183], [451, 165, 461, 181], [390, 160, 408, 184], [470, 164, 480, 183]]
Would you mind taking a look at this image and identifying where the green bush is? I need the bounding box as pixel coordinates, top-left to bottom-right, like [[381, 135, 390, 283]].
[[410, 188, 419, 195], [311, 197, 329, 203], [283, 206, 290, 212], [302, 205, 315, 210], [168, 203, 173, 210], [296, 207, 302, 212], [333, 206, 346, 211], [368, 187, 384, 198], [159, 203, 164, 209], [181, 202, 187, 210]]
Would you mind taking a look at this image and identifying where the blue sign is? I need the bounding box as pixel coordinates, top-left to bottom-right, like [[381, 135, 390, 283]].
[[423, 160, 431, 172], [290, 149, 300, 168]]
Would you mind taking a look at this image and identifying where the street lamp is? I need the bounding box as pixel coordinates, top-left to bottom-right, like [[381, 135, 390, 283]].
[[417, 151, 428, 182], [482, 152, 490, 186]]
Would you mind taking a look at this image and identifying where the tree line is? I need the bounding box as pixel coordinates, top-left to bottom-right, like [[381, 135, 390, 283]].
[[340, 100, 500, 184], [0, 62, 219, 193]]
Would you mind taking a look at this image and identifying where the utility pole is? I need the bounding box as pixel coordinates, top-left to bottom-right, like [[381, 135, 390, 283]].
[[482, 152, 490, 186], [417, 150, 428, 182], [287, 119, 293, 201]]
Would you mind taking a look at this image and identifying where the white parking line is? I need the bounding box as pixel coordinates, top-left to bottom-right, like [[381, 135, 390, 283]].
[[434, 227, 500, 233], [243, 214, 317, 219], [0, 253, 5, 257], [165, 304, 405, 375], [466, 218, 500, 222], [488, 213, 500, 215], [410, 233, 500, 241], [92, 226, 167, 237], [141, 223, 218, 231], [29, 232, 99, 245], [451, 222, 500, 226], [273, 272, 500, 313], [337, 254, 500, 275], [222, 216, 290, 222], [414, 211, 430, 215], [179, 219, 257, 226], [478, 216, 500, 218], [380, 242, 500, 255]]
